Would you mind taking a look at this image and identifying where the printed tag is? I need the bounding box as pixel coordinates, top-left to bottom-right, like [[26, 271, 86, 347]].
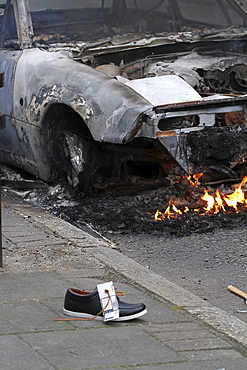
[[97, 281, 119, 321]]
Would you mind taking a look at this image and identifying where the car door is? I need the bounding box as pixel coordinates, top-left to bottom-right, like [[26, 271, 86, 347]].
[[0, 0, 30, 156]]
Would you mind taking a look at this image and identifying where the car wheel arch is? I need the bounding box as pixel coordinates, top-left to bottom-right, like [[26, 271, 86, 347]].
[[40, 102, 106, 192]]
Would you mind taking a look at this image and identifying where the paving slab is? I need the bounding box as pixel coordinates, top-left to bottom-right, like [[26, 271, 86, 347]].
[[0, 298, 69, 334], [0, 271, 73, 300], [21, 327, 183, 369], [92, 245, 247, 346], [133, 358, 247, 369], [0, 335, 54, 370], [1, 191, 247, 370], [179, 348, 245, 361]]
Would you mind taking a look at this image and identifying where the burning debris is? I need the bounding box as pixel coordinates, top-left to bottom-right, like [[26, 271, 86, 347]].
[[2, 162, 247, 241], [154, 175, 247, 220]]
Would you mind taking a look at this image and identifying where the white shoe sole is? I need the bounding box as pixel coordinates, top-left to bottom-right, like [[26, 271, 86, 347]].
[[63, 308, 147, 321]]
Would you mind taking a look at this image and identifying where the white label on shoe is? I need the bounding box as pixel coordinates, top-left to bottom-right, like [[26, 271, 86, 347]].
[[97, 281, 119, 321]]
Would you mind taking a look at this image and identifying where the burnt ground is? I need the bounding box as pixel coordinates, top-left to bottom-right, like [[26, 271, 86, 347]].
[[1, 164, 247, 322]]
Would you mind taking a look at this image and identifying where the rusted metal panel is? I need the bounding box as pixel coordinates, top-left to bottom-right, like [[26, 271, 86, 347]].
[[13, 49, 153, 142], [12, 0, 33, 49], [1, 0, 247, 190]]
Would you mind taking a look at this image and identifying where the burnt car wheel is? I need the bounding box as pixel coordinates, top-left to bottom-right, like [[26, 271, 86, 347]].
[[51, 130, 113, 194], [42, 104, 105, 193], [53, 131, 91, 191]]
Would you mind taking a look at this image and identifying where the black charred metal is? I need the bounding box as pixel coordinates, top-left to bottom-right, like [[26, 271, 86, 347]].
[[2, 1, 247, 193], [155, 96, 247, 114], [0, 70, 5, 267], [187, 126, 247, 175], [0, 69, 5, 130], [0, 112, 5, 130]]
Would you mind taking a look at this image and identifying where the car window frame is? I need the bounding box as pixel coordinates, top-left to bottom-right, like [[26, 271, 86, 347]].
[[0, 0, 33, 49]]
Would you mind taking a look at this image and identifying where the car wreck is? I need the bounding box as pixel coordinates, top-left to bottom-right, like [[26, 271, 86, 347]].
[[1, 0, 247, 193]]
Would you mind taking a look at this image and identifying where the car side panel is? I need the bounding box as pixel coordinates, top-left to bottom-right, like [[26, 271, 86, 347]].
[[13, 48, 153, 142], [3, 47, 152, 180], [0, 50, 26, 156]]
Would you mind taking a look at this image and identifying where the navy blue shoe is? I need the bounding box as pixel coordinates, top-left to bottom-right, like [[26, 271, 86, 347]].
[[63, 288, 147, 321]]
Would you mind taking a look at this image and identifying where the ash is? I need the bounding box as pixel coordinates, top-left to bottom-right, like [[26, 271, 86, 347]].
[[1, 164, 247, 240], [2, 164, 247, 319]]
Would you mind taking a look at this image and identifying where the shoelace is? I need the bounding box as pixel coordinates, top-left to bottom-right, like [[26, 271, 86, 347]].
[[54, 290, 124, 322]]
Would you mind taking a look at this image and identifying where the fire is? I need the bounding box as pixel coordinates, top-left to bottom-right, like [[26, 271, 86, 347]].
[[154, 175, 247, 220], [187, 173, 203, 186]]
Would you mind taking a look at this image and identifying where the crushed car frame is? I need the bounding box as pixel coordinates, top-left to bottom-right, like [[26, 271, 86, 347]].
[[1, 0, 247, 193]]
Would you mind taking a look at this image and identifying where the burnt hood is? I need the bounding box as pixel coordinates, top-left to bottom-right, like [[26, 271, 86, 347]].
[[123, 75, 202, 107]]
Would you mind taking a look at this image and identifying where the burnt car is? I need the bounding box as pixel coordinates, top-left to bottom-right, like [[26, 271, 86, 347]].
[[1, 0, 247, 193]]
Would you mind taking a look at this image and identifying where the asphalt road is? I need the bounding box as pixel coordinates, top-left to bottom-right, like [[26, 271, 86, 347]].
[[103, 226, 247, 323], [1, 163, 247, 325]]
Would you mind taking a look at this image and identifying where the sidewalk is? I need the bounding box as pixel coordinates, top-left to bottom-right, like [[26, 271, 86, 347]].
[[1, 190, 247, 370]]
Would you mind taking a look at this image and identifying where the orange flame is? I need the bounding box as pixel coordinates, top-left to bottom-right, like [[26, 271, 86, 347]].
[[154, 176, 247, 220], [186, 173, 203, 186]]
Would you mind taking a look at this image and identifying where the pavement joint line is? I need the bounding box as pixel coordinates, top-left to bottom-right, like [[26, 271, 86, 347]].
[[3, 195, 247, 348], [5, 201, 109, 248], [92, 246, 247, 347]]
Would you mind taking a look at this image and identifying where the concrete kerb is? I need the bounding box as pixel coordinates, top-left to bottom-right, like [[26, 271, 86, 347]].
[[7, 201, 109, 248], [3, 195, 247, 347], [92, 245, 247, 347]]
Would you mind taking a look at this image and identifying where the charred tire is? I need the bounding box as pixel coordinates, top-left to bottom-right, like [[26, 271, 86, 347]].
[[53, 131, 91, 191], [52, 130, 111, 194], [43, 104, 103, 193]]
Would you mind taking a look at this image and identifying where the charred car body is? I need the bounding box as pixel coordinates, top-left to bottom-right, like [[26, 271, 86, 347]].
[[1, 0, 247, 192]]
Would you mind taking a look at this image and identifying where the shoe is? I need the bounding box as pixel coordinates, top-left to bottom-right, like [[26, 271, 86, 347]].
[[63, 287, 147, 321]]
